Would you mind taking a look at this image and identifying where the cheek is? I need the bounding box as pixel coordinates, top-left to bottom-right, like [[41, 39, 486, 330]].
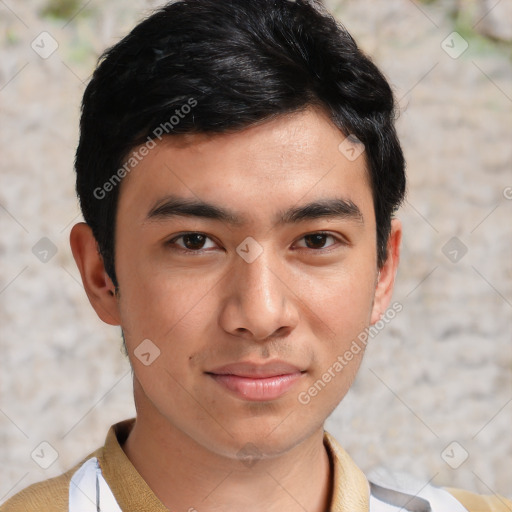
[[291, 257, 376, 337], [293, 255, 376, 406], [119, 270, 217, 417], [118, 256, 215, 337], [118, 259, 230, 385]]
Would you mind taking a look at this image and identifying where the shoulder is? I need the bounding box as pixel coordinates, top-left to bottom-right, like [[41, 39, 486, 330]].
[[367, 466, 512, 512], [0, 448, 102, 512], [0, 471, 72, 512], [444, 487, 512, 512]]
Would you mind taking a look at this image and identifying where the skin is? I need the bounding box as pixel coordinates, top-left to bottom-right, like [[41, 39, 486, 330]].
[[70, 106, 401, 512]]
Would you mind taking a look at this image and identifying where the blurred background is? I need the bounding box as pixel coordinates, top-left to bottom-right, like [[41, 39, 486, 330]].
[[1, 0, 511, 504]]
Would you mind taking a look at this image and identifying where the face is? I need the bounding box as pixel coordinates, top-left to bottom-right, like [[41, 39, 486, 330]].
[[73, 106, 400, 460]]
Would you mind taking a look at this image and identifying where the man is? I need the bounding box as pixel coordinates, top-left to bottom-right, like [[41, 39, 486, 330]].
[[2, 0, 510, 511]]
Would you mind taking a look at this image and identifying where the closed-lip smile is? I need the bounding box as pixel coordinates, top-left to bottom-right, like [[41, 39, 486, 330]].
[[206, 360, 306, 401]]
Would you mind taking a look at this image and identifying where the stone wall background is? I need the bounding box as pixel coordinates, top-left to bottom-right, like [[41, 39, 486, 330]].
[[1, 0, 511, 504]]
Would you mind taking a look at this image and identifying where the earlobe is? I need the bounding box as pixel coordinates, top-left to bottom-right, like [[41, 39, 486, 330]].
[[370, 218, 402, 325], [69, 222, 121, 326]]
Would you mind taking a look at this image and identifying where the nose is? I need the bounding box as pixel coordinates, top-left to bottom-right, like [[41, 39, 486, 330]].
[[218, 247, 299, 341]]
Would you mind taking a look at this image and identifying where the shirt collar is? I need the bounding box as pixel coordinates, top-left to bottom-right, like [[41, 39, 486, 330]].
[[99, 418, 168, 512], [323, 430, 370, 511], [98, 419, 370, 512]]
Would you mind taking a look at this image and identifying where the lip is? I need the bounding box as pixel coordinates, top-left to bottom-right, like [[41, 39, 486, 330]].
[[206, 361, 305, 401], [208, 361, 304, 378]]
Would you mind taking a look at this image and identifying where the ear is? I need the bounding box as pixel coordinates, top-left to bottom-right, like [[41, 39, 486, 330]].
[[69, 222, 121, 326], [370, 218, 402, 325]]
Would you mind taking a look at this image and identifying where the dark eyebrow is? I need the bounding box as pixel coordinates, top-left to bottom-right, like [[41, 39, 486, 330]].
[[146, 196, 242, 225], [279, 198, 363, 224], [145, 195, 363, 226]]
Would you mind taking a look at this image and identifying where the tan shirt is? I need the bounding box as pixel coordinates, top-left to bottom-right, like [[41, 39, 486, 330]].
[[1, 418, 510, 511]]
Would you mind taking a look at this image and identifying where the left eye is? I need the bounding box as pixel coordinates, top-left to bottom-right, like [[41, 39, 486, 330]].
[[295, 232, 339, 250]]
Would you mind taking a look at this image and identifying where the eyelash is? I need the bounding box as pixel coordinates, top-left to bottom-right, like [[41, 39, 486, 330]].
[[165, 231, 345, 254]]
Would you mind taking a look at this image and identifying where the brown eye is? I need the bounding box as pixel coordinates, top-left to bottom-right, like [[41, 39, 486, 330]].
[[296, 232, 339, 250], [303, 233, 329, 249], [182, 233, 207, 250], [167, 232, 217, 252]]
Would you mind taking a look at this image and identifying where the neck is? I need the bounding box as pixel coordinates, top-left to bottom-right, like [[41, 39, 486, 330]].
[[123, 388, 332, 512]]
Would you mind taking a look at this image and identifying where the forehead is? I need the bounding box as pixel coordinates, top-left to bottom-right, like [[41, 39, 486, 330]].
[[116, 107, 373, 226]]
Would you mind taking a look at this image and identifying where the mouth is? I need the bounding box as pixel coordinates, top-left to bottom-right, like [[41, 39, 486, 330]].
[[205, 361, 306, 401]]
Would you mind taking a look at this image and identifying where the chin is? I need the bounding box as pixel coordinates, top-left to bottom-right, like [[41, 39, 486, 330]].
[[204, 413, 322, 462]]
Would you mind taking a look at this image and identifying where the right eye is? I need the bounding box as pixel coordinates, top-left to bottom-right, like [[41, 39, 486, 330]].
[[165, 232, 219, 253]]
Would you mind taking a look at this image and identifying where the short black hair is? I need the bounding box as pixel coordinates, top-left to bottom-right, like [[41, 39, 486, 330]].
[[75, 0, 406, 288]]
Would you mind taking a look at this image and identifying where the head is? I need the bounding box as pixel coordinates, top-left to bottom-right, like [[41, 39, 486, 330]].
[[71, 0, 405, 461]]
